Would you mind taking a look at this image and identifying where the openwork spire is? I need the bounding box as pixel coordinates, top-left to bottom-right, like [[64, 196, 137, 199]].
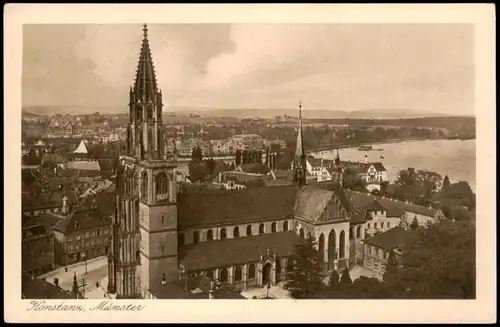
[[295, 100, 304, 159], [293, 100, 306, 186], [133, 23, 158, 102]]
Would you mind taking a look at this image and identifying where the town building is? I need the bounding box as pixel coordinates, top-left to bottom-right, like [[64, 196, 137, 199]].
[[42, 193, 113, 266], [361, 226, 419, 280], [22, 215, 55, 275]]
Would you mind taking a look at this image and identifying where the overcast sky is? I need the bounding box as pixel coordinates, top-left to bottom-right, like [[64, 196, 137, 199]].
[[22, 24, 474, 115]]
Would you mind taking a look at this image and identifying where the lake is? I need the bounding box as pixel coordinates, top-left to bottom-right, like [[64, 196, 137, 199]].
[[313, 139, 476, 191]]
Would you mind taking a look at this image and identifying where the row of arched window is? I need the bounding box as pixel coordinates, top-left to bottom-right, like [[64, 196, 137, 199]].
[[366, 221, 391, 230], [178, 221, 290, 245], [209, 264, 256, 283]]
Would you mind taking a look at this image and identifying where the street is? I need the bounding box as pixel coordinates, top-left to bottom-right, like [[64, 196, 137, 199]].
[[39, 255, 109, 298]]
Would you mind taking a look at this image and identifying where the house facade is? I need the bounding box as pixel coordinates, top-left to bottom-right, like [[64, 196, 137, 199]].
[[22, 216, 55, 275]]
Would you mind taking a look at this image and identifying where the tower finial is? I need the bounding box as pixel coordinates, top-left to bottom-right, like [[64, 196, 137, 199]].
[[143, 24, 148, 39], [299, 100, 302, 119]]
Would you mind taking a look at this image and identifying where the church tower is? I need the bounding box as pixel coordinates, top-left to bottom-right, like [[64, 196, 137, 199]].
[[108, 24, 179, 299], [293, 101, 307, 186]]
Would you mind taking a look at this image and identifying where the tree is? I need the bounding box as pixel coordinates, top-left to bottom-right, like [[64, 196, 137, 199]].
[[188, 162, 209, 183], [285, 236, 324, 299], [205, 158, 216, 175], [442, 175, 451, 191], [235, 149, 242, 166], [342, 167, 367, 192], [410, 217, 420, 230], [383, 219, 475, 299], [328, 269, 340, 290], [383, 250, 399, 282], [191, 146, 203, 162], [340, 268, 352, 286]]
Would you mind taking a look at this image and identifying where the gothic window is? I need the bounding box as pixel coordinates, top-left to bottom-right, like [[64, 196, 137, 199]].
[[148, 129, 153, 150], [207, 230, 214, 241], [157, 129, 161, 151], [141, 171, 148, 201], [271, 222, 277, 233], [147, 107, 153, 120], [234, 266, 242, 282], [387, 222, 391, 228], [233, 227, 240, 238], [283, 221, 289, 232], [193, 231, 200, 244], [178, 233, 185, 246], [246, 225, 252, 236], [136, 107, 142, 122], [156, 172, 168, 196], [220, 228, 227, 240], [127, 126, 132, 153], [259, 223, 265, 235], [248, 264, 256, 279], [299, 228, 304, 240], [220, 268, 228, 282], [356, 225, 361, 238]]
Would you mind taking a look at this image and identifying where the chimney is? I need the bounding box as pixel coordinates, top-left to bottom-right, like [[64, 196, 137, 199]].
[[62, 195, 69, 214], [321, 158, 324, 167], [364, 155, 368, 164]]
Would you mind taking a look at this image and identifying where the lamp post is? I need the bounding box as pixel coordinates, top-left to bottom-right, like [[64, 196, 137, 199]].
[[266, 283, 271, 299]]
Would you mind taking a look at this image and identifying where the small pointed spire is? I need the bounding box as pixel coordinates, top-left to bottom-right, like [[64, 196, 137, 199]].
[[142, 24, 148, 39]]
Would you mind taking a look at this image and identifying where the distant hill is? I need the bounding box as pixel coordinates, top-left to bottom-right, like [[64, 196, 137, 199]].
[[22, 105, 472, 120], [168, 108, 463, 120]]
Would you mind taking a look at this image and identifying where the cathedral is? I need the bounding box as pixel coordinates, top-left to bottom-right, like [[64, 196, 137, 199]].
[[106, 25, 376, 299]]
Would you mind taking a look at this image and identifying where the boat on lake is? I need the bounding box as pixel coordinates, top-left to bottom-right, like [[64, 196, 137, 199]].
[[358, 144, 383, 151], [358, 145, 373, 151]]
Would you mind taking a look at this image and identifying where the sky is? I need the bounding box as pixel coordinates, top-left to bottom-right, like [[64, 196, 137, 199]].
[[22, 24, 474, 115]]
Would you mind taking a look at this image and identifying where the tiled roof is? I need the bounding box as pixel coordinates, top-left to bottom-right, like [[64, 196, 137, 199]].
[[22, 274, 73, 299], [66, 160, 101, 171], [22, 189, 76, 211], [38, 212, 66, 230], [177, 185, 298, 228], [345, 190, 442, 219], [370, 162, 387, 172], [294, 188, 333, 223], [52, 193, 113, 234], [179, 231, 299, 271], [41, 154, 68, 164], [350, 208, 370, 224], [308, 158, 336, 168], [360, 162, 387, 173], [22, 154, 42, 166], [97, 159, 114, 171], [309, 181, 351, 211], [363, 226, 419, 251], [22, 224, 50, 240]]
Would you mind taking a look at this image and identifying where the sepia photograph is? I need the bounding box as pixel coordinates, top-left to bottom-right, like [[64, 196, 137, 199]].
[[4, 3, 496, 324]]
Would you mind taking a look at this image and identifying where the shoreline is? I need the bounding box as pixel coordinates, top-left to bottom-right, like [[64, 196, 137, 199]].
[[308, 137, 475, 153]]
